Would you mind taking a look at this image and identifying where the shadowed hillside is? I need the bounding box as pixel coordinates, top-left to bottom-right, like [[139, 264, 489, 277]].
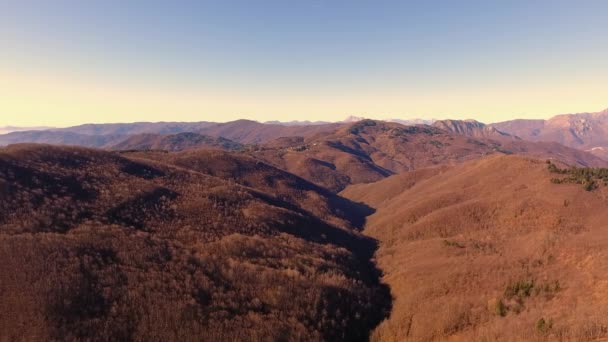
[[123, 149, 374, 230], [0, 144, 390, 341], [342, 155, 608, 341]]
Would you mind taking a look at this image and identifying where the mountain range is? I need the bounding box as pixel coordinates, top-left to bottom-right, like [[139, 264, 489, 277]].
[[0, 126, 53, 135], [492, 108, 608, 159], [2, 107, 608, 341], [5, 109, 608, 160]]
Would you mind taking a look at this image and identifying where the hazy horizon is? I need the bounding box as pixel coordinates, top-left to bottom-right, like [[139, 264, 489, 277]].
[[4, 105, 608, 130], [2, 1, 608, 127]]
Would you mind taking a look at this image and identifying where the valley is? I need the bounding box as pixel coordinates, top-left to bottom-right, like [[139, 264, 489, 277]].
[[4, 2, 607, 340], [1, 117, 608, 341]]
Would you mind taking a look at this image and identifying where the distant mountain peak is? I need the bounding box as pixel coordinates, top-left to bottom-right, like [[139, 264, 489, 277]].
[[492, 107, 608, 155], [387, 118, 436, 125], [343, 115, 369, 122], [263, 120, 331, 126]]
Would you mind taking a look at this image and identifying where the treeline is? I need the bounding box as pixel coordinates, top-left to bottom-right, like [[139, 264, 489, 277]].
[[547, 160, 608, 191]]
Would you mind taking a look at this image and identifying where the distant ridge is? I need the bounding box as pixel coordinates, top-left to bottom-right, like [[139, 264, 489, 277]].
[[432, 119, 517, 140], [493, 107, 608, 159], [0, 120, 344, 146], [342, 116, 435, 125], [2, 107, 608, 164], [0, 126, 53, 135], [263, 120, 331, 126], [110, 132, 244, 151]]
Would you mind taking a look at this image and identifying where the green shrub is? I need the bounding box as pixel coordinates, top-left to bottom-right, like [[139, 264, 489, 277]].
[[584, 180, 597, 191], [536, 318, 546, 332], [495, 300, 507, 317], [442, 239, 465, 248], [536, 318, 553, 333], [547, 161, 608, 191], [505, 280, 535, 298], [429, 140, 444, 148]]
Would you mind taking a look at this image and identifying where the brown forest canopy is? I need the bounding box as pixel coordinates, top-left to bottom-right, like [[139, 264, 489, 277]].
[[0, 144, 389, 341]]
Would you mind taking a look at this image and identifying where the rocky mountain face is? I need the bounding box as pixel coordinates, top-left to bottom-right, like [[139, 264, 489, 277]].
[[433, 119, 516, 140], [493, 109, 608, 159]]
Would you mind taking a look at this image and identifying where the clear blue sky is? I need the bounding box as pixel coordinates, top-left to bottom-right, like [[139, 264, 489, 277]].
[[2, 0, 608, 126]]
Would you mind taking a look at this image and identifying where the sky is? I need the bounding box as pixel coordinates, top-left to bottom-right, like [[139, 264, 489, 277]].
[[1, 0, 608, 127]]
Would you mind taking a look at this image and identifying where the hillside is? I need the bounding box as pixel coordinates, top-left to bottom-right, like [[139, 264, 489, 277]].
[[2, 132, 608, 341], [256, 120, 605, 192], [493, 109, 608, 159], [0, 144, 389, 341], [0, 130, 125, 148], [111, 133, 244, 152], [196, 120, 343, 144], [255, 120, 498, 191], [432, 119, 516, 140], [342, 155, 608, 341], [52, 121, 216, 135], [123, 149, 374, 229]]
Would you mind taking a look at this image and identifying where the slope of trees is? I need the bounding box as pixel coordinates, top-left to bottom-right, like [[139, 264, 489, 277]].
[[0, 144, 390, 341]]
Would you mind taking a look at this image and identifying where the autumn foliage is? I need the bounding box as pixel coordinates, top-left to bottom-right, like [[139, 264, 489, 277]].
[[0, 144, 390, 341]]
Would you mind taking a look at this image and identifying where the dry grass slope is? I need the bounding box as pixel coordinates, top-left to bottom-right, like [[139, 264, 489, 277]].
[[342, 155, 608, 341]]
